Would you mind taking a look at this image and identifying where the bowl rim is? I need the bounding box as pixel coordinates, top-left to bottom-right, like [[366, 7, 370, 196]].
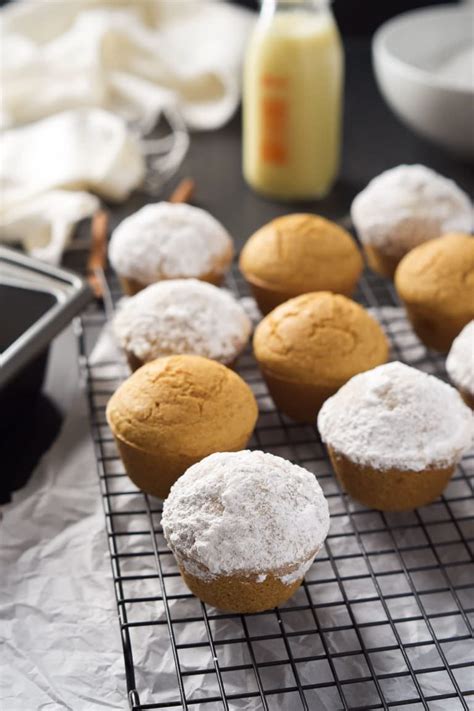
[[372, 3, 474, 98]]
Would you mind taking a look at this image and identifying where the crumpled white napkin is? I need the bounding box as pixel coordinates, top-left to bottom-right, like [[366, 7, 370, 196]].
[[0, 0, 254, 263], [0, 108, 146, 260], [0, 189, 100, 265], [1, 108, 146, 203], [0, 0, 254, 132]]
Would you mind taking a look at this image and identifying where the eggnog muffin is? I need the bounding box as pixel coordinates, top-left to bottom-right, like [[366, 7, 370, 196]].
[[162, 450, 330, 613], [351, 165, 472, 278], [446, 321, 474, 409], [106, 355, 258, 498], [239, 214, 363, 314], [109, 202, 234, 295], [318, 362, 473, 511], [113, 279, 252, 371], [253, 292, 389, 423], [395, 233, 474, 352]]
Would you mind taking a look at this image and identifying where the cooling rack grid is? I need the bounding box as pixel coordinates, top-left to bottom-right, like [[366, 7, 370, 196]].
[[77, 263, 474, 711]]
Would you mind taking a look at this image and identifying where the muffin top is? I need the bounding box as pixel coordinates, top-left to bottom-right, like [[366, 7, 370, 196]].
[[395, 233, 474, 315], [318, 361, 473, 471], [106, 355, 257, 457], [113, 279, 251, 365], [351, 165, 472, 258], [239, 214, 363, 294], [162, 450, 330, 581], [108, 202, 234, 284], [253, 292, 388, 385], [446, 321, 474, 395]]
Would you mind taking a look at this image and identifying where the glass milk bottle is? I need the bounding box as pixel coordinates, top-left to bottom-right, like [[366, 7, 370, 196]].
[[243, 0, 344, 200]]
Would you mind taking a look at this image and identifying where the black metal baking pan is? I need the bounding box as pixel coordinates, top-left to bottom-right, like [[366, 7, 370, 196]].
[[0, 246, 92, 400]]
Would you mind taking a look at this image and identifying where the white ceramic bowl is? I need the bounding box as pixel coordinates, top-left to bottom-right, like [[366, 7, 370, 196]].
[[373, 5, 474, 158]]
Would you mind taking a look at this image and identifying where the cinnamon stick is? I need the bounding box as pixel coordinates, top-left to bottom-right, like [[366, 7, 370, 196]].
[[168, 178, 195, 204], [87, 209, 109, 299]]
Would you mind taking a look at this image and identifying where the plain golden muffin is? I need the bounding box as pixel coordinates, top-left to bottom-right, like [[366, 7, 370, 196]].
[[253, 292, 389, 422], [395, 233, 474, 352], [106, 355, 258, 498], [239, 214, 363, 314]]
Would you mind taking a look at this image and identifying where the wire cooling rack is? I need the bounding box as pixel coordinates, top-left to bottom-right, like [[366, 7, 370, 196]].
[[77, 263, 474, 711]]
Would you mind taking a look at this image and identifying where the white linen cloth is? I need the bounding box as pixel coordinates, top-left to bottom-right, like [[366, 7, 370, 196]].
[[0, 188, 101, 264], [0, 0, 254, 132], [0, 0, 254, 262], [0, 108, 145, 261]]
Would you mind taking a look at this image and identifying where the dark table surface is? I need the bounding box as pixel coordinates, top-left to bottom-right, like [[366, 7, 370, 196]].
[[110, 38, 474, 251], [6, 38, 474, 501]]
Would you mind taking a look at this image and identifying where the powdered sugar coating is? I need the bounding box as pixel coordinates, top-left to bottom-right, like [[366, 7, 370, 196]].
[[318, 362, 473, 471], [108, 202, 233, 284], [162, 450, 330, 583], [351, 165, 473, 258], [446, 321, 474, 395], [113, 279, 252, 365]]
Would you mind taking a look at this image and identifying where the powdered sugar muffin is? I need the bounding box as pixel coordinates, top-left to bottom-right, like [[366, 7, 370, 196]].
[[109, 202, 234, 295], [162, 450, 330, 613], [351, 165, 472, 278], [446, 321, 474, 409], [113, 279, 252, 370], [318, 362, 473, 511]]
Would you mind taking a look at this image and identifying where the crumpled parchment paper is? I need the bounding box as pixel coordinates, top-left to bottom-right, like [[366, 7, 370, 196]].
[[0, 331, 125, 711], [1, 305, 472, 711]]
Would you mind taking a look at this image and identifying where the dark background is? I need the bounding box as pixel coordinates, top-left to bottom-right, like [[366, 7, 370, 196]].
[[233, 0, 457, 35], [0, 0, 461, 35]]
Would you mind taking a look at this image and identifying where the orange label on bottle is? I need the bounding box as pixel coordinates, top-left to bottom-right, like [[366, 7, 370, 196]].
[[260, 79, 288, 166], [261, 73, 289, 90]]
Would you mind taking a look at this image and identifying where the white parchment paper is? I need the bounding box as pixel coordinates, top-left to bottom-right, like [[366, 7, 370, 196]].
[[0, 331, 126, 711], [1, 306, 472, 711]]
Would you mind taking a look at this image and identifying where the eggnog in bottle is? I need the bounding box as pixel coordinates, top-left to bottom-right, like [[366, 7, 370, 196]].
[[243, 0, 343, 200]]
